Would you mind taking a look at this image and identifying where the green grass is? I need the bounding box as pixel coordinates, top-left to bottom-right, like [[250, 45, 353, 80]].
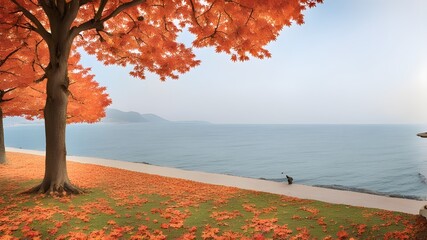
[[0, 178, 425, 239]]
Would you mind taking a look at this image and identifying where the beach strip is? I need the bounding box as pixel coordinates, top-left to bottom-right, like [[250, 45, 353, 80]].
[[6, 147, 426, 215]]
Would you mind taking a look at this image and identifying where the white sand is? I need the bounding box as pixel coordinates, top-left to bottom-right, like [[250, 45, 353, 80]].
[[6, 147, 426, 215]]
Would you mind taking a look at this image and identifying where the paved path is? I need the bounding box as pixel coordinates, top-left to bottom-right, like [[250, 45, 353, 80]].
[[7, 147, 426, 215]]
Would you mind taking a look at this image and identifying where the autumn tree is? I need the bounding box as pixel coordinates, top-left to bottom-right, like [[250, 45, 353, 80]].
[[2, 0, 322, 194], [0, 27, 46, 164], [0, 28, 110, 165]]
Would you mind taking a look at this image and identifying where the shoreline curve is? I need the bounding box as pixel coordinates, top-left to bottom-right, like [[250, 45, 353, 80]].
[[6, 147, 426, 215]]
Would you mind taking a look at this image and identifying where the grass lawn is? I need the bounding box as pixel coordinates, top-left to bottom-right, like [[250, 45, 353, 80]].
[[0, 152, 426, 239]]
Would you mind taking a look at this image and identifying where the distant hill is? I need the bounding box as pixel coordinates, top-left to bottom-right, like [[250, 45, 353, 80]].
[[140, 113, 169, 123], [3, 117, 43, 127], [102, 109, 169, 123], [4, 109, 208, 125]]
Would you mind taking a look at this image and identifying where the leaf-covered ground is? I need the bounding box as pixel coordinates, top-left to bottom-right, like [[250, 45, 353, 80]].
[[0, 152, 426, 239]]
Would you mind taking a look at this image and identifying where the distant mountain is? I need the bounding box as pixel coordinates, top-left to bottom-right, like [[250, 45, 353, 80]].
[[102, 109, 169, 123], [3, 117, 43, 127], [103, 109, 147, 123], [140, 113, 169, 123], [4, 109, 208, 125]]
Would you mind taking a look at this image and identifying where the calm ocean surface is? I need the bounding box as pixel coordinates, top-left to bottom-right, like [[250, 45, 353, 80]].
[[5, 123, 427, 199]]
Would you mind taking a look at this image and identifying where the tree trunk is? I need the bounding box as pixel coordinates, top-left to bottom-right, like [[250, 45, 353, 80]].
[[0, 108, 6, 164], [23, 6, 84, 195], [24, 65, 82, 195]]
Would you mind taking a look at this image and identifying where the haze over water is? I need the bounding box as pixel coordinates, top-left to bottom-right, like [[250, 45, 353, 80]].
[[6, 123, 427, 200]]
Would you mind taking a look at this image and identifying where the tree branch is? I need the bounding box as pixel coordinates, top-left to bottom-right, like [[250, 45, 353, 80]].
[[0, 70, 18, 76], [197, 13, 223, 43], [4, 87, 17, 94], [33, 39, 46, 72], [34, 74, 47, 83], [223, 9, 233, 22], [62, 0, 80, 29], [30, 86, 45, 94], [38, 0, 56, 22], [94, 0, 108, 21], [68, 89, 78, 101], [70, 0, 146, 39], [196, 1, 216, 19], [100, 0, 145, 23], [245, 8, 253, 25], [0, 97, 15, 103], [0, 87, 17, 103], [227, 0, 254, 24], [123, 11, 138, 34], [10, 0, 51, 42], [188, 0, 201, 27], [0, 48, 22, 67], [79, 0, 92, 7]]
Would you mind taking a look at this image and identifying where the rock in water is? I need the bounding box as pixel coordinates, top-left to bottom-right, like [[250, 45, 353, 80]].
[[417, 132, 427, 138]]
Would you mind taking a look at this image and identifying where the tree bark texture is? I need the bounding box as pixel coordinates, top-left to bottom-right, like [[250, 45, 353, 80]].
[[25, 19, 82, 194], [26, 63, 82, 194], [0, 108, 6, 164]]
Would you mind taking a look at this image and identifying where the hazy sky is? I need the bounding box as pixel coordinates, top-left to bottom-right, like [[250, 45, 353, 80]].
[[80, 0, 427, 124]]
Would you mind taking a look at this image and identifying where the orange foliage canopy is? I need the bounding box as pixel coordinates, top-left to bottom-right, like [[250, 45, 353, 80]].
[[2, 0, 322, 82], [0, 25, 111, 122]]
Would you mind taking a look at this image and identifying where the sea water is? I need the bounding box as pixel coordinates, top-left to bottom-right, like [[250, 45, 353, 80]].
[[5, 123, 427, 199]]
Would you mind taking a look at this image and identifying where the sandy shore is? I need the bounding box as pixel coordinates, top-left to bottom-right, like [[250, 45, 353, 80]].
[[6, 147, 426, 215]]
